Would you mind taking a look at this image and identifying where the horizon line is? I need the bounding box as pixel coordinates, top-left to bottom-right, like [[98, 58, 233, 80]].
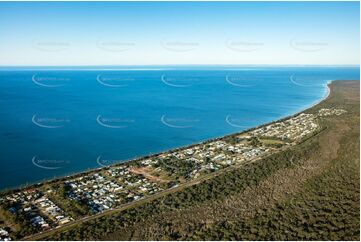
[[0, 64, 359, 68]]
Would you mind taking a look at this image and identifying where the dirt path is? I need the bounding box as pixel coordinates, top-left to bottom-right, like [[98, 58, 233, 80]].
[[108, 113, 353, 240]]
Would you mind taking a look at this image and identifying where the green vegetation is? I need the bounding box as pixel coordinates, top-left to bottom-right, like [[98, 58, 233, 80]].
[[259, 137, 285, 148], [19, 81, 361, 240], [44, 184, 91, 219], [154, 157, 201, 181]]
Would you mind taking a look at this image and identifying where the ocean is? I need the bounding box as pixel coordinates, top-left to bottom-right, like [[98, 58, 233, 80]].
[[0, 66, 359, 190]]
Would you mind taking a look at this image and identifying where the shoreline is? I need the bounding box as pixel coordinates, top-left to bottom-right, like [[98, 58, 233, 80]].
[[310, 80, 331, 109], [0, 81, 333, 194]]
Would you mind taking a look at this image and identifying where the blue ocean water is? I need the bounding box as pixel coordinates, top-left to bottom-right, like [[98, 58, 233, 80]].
[[0, 66, 359, 190]]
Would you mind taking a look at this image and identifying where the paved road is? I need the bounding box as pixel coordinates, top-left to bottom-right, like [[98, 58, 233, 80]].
[[23, 128, 327, 241], [22, 159, 253, 240]]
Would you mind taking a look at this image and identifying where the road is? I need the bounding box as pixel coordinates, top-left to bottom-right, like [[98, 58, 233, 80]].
[[22, 156, 263, 241], [22, 128, 327, 241]]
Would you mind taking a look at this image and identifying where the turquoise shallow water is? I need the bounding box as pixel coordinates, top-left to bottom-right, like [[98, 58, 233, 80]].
[[0, 66, 359, 190]]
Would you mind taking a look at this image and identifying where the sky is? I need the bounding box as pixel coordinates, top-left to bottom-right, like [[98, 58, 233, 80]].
[[0, 1, 359, 66]]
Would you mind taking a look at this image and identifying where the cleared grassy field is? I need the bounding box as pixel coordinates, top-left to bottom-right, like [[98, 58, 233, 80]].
[[38, 81, 360, 241]]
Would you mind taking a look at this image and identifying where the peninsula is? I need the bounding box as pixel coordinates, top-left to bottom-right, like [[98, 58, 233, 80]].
[[0, 80, 359, 241]]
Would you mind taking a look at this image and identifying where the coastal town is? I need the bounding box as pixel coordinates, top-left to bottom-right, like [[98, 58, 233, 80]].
[[0, 107, 347, 240]]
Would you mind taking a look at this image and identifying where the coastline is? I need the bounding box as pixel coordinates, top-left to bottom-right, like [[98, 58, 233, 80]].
[[308, 80, 332, 109], [0, 81, 334, 194]]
